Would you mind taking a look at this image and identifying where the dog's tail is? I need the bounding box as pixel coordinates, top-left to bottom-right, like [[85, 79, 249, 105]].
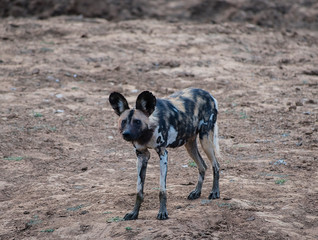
[[213, 121, 221, 158], [211, 96, 221, 159]]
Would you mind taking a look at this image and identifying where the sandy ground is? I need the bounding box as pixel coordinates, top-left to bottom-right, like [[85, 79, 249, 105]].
[[0, 15, 317, 239]]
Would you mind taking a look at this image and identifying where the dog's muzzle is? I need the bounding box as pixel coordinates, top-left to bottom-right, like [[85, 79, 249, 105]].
[[122, 130, 133, 141]]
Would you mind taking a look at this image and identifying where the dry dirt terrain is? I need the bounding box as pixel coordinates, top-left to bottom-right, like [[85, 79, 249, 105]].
[[0, 2, 318, 239]]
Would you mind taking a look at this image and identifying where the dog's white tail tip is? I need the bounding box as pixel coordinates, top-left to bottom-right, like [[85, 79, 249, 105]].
[[213, 122, 221, 158]]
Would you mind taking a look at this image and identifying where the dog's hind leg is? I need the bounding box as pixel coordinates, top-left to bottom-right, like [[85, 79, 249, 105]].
[[185, 138, 208, 200], [199, 122, 220, 199]]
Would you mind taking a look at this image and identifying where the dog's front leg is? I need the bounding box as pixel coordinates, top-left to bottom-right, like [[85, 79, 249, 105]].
[[124, 149, 150, 220], [157, 149, 169, 220]]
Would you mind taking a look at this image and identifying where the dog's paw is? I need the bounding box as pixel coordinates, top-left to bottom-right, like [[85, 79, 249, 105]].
[[208, 190, 220, 199], [187, 190, 201, 200], [157, 211, 169, 220], [124, 211, 138, 220]]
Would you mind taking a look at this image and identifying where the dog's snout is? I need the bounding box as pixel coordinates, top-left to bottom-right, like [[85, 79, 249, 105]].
[[122, 131, 132, 141]]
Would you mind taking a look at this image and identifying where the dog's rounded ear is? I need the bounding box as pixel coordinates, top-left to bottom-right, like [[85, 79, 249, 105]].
[[136, 91, 156, 116], [109, 92, 129, 116]]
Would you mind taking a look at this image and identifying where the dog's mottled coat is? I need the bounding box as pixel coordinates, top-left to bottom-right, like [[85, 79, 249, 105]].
[[109, 88, 220, 220]]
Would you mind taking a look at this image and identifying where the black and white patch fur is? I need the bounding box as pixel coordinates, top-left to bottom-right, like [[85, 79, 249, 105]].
[[109, 88, 220, 220]]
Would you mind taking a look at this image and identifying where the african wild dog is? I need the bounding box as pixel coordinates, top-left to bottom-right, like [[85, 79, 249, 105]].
[[109, 88, 220, 220]]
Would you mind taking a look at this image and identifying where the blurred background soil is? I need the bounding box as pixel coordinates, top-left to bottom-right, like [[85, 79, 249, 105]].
[[1, 0, 318, 29]]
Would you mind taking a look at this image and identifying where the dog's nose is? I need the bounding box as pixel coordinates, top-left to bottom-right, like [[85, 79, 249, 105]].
[[122, 131, 132, 141]]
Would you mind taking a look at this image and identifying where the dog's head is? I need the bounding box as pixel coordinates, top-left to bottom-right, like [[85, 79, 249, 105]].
[[109, 91, 156, 143]]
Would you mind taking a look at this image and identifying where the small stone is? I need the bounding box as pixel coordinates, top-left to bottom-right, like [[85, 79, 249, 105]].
[[289, 106, 296, 111], [306, 99, 316, 104], [223, 197, 232, 201], [46, 211, 54, 216], [32, 68, 40, 74], [8, 113, 18, 119], [47, 75, 55, 81], [296, 141, 302, 146], [273, 159, 287, 165], [201, 199, 212, 205], [295, 101, 303, 106], [246, 216, 255, 221], [55, 94, 63, 99]]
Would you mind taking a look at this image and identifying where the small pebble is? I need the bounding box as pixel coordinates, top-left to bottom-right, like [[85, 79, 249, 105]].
[[223, 197, 232, 201], [306, 99, 315, 104], [201, 199, 212, 205], [295, 101, 303, 106], [47, 75, 55, 81], [80, 210, 89, 215], [246, 216, 255, 221], [289, 106, 296, 111], [273, 159, 287, 165], [296, 141, 302, 146], [32, 68, 40, 74]]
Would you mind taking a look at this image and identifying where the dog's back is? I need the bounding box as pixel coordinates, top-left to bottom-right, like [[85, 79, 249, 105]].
[[149, 88, 218, 150]]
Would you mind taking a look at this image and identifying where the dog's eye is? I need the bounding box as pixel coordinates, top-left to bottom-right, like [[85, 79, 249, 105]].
[[133, 119, 141, 125], [121, 119, 127, 126]]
